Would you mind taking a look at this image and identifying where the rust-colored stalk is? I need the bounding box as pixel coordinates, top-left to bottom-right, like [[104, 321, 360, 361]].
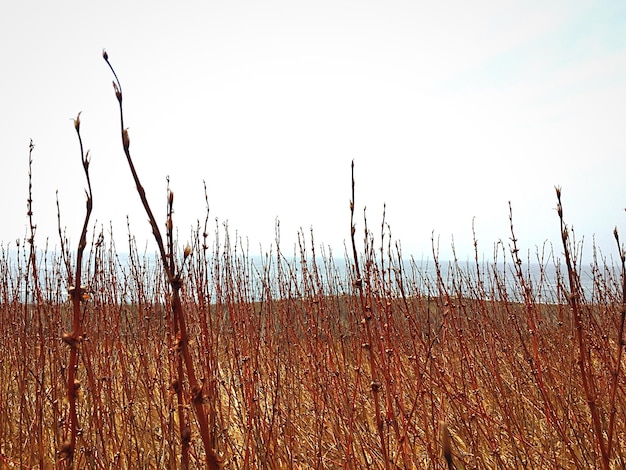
[[103, 50, 221, 469], [607, 228, 626, 459], [349, 160, 389, 469], [61, 112, 94, 468], [556, 187, 609, 469]]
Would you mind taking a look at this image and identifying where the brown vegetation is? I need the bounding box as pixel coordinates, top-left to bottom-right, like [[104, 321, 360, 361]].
[[0, 52, 624, 469]]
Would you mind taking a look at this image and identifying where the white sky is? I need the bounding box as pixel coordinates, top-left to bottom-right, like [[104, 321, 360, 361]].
[[1, 0, 625, 262]]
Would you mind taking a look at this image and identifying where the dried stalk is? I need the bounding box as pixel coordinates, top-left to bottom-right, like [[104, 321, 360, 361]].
[[103, 50, 221, 469], [60, 112, 93, 467]]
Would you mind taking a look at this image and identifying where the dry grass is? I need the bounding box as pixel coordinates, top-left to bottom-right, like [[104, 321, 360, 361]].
[[2, 218, 625, 468], [0, 51, 624, 469]]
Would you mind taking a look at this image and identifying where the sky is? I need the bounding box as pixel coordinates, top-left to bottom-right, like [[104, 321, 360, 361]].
[[1, 0, 625, 263]]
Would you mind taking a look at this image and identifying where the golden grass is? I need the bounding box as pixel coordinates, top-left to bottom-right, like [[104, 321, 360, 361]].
[[1, 50, 624, 469], [1, 244, 625, 468]]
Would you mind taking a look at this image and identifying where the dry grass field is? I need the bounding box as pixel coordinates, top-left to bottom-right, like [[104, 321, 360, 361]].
[[0, 51, 624, 469]]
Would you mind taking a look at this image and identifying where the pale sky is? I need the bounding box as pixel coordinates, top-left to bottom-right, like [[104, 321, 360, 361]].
[[1, 1, 625, 262]]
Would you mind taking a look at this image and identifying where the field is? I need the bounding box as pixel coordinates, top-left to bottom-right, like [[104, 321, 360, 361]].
[[2, 204, 626, 469], [1, 52, 625, 469]]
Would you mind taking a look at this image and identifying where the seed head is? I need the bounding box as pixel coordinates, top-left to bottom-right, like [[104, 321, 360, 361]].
[[112, 81, 122, 103], [122, 128, 130, 150], [73, 112, 81, 132]]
